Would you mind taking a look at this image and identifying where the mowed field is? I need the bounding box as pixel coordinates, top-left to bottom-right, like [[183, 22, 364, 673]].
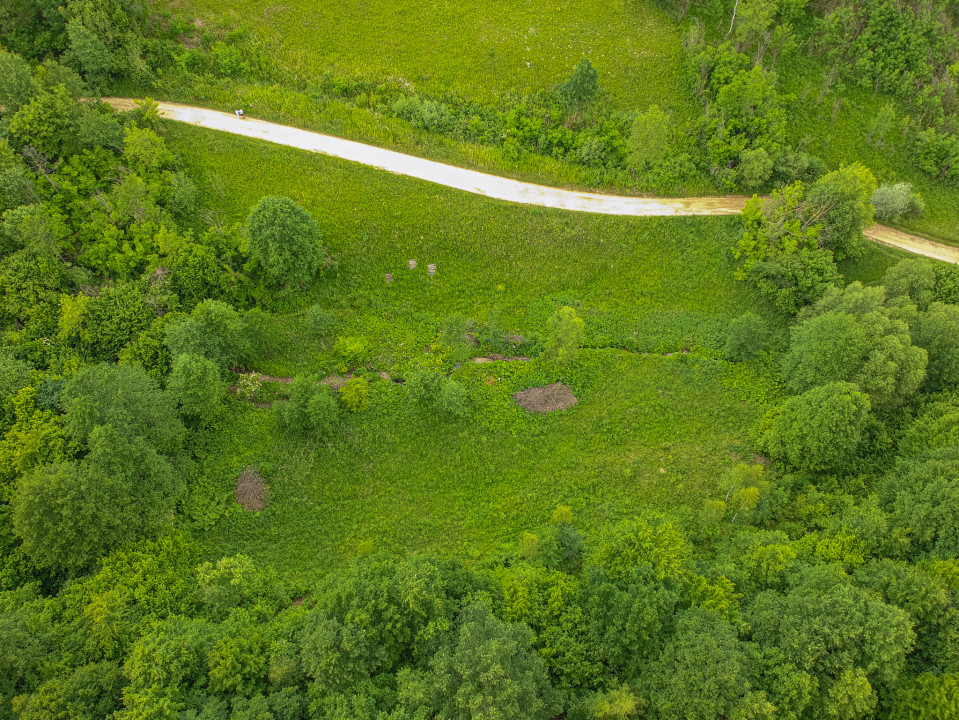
[[160, 0, 699, 116]]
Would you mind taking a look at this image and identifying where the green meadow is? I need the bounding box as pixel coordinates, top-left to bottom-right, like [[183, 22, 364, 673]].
[[166, 122, 905, 583]]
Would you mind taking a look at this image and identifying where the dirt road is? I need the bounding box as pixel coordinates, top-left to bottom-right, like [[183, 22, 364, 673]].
[[104, 99, 959, 264]]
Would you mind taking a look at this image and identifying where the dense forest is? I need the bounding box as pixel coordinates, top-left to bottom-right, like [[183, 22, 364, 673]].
[[1, 1, 959, 719]]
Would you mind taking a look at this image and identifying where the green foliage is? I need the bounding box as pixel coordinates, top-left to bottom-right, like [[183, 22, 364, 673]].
[[332, 336, 367, 369], [882, 455, 959, 560], [197, 554, 286, 620], [62, 283, 155, 362], [6, 85, 82, 158], [339, 377, 369, 413], [62, 361, 185, 453], [747, 247, 841, 316], [912, 303, 959, 392], [244, 196, 327, 287], [914, 128, 959, 183], [781, 284, 928, 410], [11, 424, 182, 570], [393, 599, 560, 720], [626, 105, 670, 170], [0, 49, 37, 116], [275, 376, 340, 439], [749, 570, 915, 720], [724, 312, 768, 362], [543, 306, 584, 372], [871, 183, 925, 223], [884, 259, 952, 311], [805, 164, 877, 261], [890, 673, 959, 720], [558, 59, 600, 108], [167, 353, 225, 425], [168, 243, 226, 311], [761, 382, 871, 473], [166, 300, 251, 370], [406, 368, 469, 419], [643, 609, 768, 720], [305, 304, 337, 336]]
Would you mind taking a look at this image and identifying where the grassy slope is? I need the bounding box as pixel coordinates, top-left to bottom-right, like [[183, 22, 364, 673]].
[[162, 0, 696, 114], [166, 122, 785, 583]]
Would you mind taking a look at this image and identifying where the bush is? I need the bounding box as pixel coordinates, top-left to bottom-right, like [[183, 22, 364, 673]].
[[333, 336, 368, 369], [871, 183, 925, 223], [339, 377, 369, 412], [275, 376, 339, 438], [306, 304, 337, 336], [543, 307, 584, 371], [406, 367, 468, 418], [724, 312, 768, 362], [558, 58, 599, 108]]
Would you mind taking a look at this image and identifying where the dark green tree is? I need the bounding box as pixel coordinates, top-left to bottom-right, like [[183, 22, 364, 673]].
[[642, 609, 772, 720], [912, 303, 959, 392], [760, 382, 871, 473], [12, 425, 181, 570], [749, 569, 915, 720], [805, 164, 877, 261], [62, 361, 185, 453], [393, 599, 560, 720], [244, 196, 327, 287], [166, 353, 225, 425], [558, 59, 600, 108]]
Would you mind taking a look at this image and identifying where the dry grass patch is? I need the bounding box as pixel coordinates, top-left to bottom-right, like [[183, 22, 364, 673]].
[[235, 467, 269, 511], [514, 382, 578, 413]]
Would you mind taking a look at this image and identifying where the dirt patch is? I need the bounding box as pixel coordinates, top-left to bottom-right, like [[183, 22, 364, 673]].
[[514, 383, 578, 413], [472, 353, 530, 363], [258, 374, 293, 384], [320, 374, 350, 390], [235, 467, 269, 511]]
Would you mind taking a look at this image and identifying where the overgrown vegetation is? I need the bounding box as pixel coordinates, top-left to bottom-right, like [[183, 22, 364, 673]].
[[2, 2, 959, 719]]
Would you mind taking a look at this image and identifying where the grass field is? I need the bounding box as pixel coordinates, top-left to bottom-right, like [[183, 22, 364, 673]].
[[165, 122, 788, 583], [161, 0, 698, 116], [201, 353, 776, 587]]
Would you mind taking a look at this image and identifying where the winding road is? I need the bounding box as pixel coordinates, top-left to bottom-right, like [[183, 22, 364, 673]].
[[105, 99, 959, 265]]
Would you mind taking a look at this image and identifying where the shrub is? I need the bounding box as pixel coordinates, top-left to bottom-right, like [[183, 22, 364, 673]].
[[543, 307, 584, 371], [333, 336, 368, 369], [306, 304, 337, 336], [435, 378, 469, 418], [339, 377, 369, 412], [724, 312, 768, 362], [276, 376, 339, 438], [558, 58, 599, 108], [871, 183, 925, 223]]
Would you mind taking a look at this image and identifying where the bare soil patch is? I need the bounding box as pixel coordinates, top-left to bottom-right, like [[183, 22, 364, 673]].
[[514, 383, 578, 413], [235, 467, 269, 511]]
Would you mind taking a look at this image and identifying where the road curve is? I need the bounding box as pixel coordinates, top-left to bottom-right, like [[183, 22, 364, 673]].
[[105, 98, 959, 264]]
